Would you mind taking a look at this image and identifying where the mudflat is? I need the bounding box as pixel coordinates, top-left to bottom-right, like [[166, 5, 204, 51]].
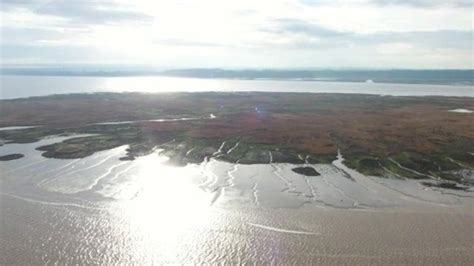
[[1, 92, 473, 188]]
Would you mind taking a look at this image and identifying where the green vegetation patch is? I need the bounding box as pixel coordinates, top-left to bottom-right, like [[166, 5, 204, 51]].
[[0, 128, 65, 144], [36, 135, 124, 159], [292, 167, 320, 176], [343, 155, 386, 177], [421, 181, 469, 191], [0, 153, 24, 161]]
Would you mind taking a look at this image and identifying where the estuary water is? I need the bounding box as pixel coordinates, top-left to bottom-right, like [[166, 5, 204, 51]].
[[1, 75, 473, 99], [1, 133, 473, 264]]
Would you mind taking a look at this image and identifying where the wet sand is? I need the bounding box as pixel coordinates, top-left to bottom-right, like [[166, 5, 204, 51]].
[[1, 136, 473, 265]]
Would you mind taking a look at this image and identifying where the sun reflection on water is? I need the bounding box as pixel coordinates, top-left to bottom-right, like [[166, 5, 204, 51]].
[[116, 153, 215, 262]]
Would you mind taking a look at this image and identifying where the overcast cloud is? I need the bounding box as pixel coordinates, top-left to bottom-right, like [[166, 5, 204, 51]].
[[1, 0, 472, 68], [369, 0, 473, 8]]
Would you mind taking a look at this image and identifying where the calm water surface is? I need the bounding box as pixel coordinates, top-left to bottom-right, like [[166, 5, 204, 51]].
[[1, 75, 473, 99]]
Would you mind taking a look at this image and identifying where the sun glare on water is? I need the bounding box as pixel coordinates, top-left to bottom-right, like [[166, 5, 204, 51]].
[[115, 153, 217, 261]]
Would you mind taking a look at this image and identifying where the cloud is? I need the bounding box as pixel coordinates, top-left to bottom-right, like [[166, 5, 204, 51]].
[[1, 0, 152, 25], [263, 19, 350, 38], [157, 39, 235, 49], [298, 0, 337, 5], [370, 0, 473, 8], [262, 19, 473, 50], [0, 0, 42, 9], [361, 30, 473, 49], [1, 0, 472, 68], [0, 44, 102, 64], [299, 0, 473, 8]]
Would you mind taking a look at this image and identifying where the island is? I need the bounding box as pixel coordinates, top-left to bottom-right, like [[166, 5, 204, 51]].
[[292, 167, 320, 176], [0, 153, 24, 161]]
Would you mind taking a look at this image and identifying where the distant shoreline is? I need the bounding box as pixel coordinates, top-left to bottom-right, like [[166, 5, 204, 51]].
[[1, 75, 472, 100], [1, 68, 473, 86]]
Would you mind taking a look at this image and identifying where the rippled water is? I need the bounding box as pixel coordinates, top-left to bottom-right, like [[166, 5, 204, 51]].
[[1, 133, 473, 264]]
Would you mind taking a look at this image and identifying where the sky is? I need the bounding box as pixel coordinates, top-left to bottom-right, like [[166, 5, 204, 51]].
[[1, 0, 473, 69]]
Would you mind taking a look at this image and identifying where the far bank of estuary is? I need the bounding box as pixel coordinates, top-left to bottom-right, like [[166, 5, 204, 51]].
[[1, 74, 473, 99]]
